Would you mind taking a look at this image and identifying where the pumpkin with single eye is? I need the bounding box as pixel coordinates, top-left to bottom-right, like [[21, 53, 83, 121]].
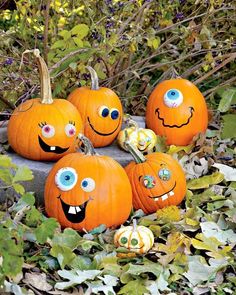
[[67, 66, 123, 147], [7, 49, 83, 161], [114, 220, 154, 254], [124, 141, 186, 214], [117, 116, 157, 154], [44, 134, 132, 231], [146, 79, 208, 146]]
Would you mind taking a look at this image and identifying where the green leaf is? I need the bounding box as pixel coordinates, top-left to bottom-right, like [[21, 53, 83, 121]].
[[0, 169, 13, 185], [13, 166, 33, 183], [25, 206, 42, 227], [50, 244, 76, 269], [187, 172, 224, 190], [51, 40, 66, 49], [89, 224, 106, 235], [12, 183, 25, 195], [123, 260, 163, 278], [71, 24, 89, 39], [73, 37, 83, 47], [118, 279, 148, 295], [12, 193, 35, 211], [2, 253, 23, 277], [77, 239, 103, 252], [0, 155, 16, 168], [221, 114, 236, 139], [51, 228, 81, 250], [200, 222, 236, 244], [35, 218, 58, 244], [217, 88, 236, 112]]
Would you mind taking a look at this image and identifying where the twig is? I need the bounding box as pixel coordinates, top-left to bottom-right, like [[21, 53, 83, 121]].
[[203, 76, 236, 96], [0, 96, 15, 110], [43, 0, 51, 63]]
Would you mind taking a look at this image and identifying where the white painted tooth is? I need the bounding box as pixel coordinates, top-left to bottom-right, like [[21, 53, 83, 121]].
[[161, 194, 168, 201], [68, 206, 76, 214], [50, 146, 56, 151], [169, 191, 174, 196], [76, 206, 81, 212], [155, 197, 159, 202]]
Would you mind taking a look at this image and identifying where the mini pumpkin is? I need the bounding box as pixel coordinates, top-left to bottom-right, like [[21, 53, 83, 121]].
[[44, 134, 132, 231], [146, 79, 208, 146], [114, 219, 154, 254], [67, 66, 123, 147], [124, 141, 186, 214], [8, 49, 83, 161], [117, 116, 157, 154]]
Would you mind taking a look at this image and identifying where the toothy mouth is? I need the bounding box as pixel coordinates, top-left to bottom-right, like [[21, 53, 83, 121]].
[[148, 181, 176, 202], [58, 195, 91, 223], [38, 136, 69, 154], [87, 117, 121, 136], [155, 107, 194, 128]]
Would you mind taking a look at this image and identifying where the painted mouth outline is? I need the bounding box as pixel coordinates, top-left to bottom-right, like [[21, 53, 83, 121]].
[[137, 142, 151, 152], [128, 244, 145, 251], [58, 195, 91, 223], [87, 116, 121, 136], [148, 181, 177, 201], [155, 107, 194, 128], [38, 136, 69, 154]]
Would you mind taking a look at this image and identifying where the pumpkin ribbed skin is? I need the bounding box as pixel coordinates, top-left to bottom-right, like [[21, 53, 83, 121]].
[[146, 79, 208, 146], [125, 152, 186, 214], [44, 152, 132, 231]]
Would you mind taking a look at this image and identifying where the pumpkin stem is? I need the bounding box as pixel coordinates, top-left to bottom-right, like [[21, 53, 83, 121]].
[[78, 133, 97, 155], [132, 219, 137, 231], [123, 114, 139, 129], [86, 66, 99, 90], [20, 49, 53, 104], [124, 131, 146, 163]]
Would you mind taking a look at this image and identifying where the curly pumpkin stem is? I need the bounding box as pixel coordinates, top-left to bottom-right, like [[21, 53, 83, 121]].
[[78, 133, 97, 155], [20, 49, 53, 104], [86, 66, 99, 90], [124, 115, 139, 129], [124, 131, 146, 163]]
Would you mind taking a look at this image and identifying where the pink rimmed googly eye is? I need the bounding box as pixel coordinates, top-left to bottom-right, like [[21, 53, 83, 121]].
[[41, 124, 55, 138], [65, 123, 76, 137]]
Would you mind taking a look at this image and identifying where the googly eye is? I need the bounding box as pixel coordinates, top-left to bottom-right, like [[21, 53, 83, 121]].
[[65, 123, 76, 137], [110, 108, 119, 120], [120, 237, 128, 244], [164, 89, 183, 108], [55, 167, 78, 191], [143, 175, 156, 189], [158, 169, 171, 181], [98, 106, 109, 118], [81, 177, 96, 192], [146, 136, 151, 143], [42, 124, 55, 138], [131, 238, 138, 246]]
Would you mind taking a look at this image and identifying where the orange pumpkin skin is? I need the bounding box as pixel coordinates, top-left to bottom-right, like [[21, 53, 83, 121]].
[[125, 152, 186, 214], [44, 152, 132, 231], [146, 79, 208, 146]]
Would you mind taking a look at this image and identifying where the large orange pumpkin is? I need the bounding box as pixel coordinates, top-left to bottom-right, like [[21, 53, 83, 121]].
[[125, 141, 186, 214], [8, 49, 83, 161], [146, 79, 208, 146], [44, 134, 132, 231], [67, 66, 123, 147]]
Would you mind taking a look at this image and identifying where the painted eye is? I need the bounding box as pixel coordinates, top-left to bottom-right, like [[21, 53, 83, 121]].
[[158, 169, 171, 181], [143, 175, 156, 189], [81, 177, 96, 192], [98, 106, 109, 118], [146, 136, 151, 142], [55, 167, 78, 191], [41, 124, 55, 138], [164, 89, 183, 108], [120, 237, 128, 244], [110, 108, 119, 120], [131, 238, 138, 246], [65, 123, 76, 137]]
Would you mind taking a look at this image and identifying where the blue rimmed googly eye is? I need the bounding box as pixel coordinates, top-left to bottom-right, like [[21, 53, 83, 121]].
[[143, 175, 156, 189], [110, 108, 119, 120], [164, 89, 183, 108], [55, 167, 78, 191], [98, 106, 109, 118], [158, 168, 171, 181], [81, 177, 96, 192]]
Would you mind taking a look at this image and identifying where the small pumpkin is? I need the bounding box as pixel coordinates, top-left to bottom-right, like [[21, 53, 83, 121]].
[[114, 219, 154, 254], [146, 78, 208, 146], [67, 66, 123, 147], [44, 134, 132, 231], [124, 141, 186, 214], [8, 49, 83, 161], [117, 116, 157, 154]]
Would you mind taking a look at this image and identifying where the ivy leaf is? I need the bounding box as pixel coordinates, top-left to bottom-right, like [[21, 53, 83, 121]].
[[12, 183, 25, 195], [2, 253, 23, 277], [217, 88, 236, 113], [50, 244, 76, 269], [200, 222, 236, 244], [11, 193, 35, 211], [13, 166, 34, 183], [187, 172, 224, 190], [118, 279, 148, 295], [123, 260, 163, 278], [221, 114, 236, 139], [51, 228, 82, 250], [0, 169, 13, 185], [35, 218, 58, 244], [77, 239, 103, 252], [212, 163, 236, 182]]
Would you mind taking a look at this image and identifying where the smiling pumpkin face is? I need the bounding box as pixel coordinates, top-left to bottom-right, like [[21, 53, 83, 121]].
[[146, 79, 208, 146]]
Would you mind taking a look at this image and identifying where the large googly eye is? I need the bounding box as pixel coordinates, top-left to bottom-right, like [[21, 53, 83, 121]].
[[55, 167, 78, 191], [81, 177, 96, 192], [42, 124, 55, 138], [164, 89, 183, 108], [98, 106, 109, 118], [110, 108, 119, 120], [120, 237, 128, 244], [65, 123, 76, 137], [158, 168, 171, 181], [143, 175, 156, 189]]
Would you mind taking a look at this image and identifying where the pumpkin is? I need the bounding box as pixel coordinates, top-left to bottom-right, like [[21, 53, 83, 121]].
[[114, 219, 154, 254], [67, 66, 123, 147], [146, 79, 208, 146], [117, 116, 157, 155], [44, 134, 132, 231], [7, 49, 83, 161], [124, 141, 186, 214]]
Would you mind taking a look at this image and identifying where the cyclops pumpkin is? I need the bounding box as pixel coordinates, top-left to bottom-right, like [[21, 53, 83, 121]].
[[44, 134, 132, 231], [8, 49, 83, 161], [125, 141, 186, 214], [146, 79, 208, 146], [68, 66, 123, 147]]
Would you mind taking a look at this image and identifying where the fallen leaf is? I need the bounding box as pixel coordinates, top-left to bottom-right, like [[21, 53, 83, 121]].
[[23, 273, 52, 291], [212, 163, 236, 181]]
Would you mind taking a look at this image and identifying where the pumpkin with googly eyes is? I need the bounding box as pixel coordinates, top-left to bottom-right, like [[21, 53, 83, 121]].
[[67, 66, 123, 147], [124, 141, 186, 214], [146, 79, 208, 146], [44, 134, 132, 231], [7, 49, 83, 161]]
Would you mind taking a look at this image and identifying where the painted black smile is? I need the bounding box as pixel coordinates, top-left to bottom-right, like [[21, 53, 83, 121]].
[[87, 117, 121, 136], [148, 181, 177, 200], [38, 136, 69, 154], [58, 195, 91, 223], [155, 107, 194, 128], [138, 142, 151, 152]]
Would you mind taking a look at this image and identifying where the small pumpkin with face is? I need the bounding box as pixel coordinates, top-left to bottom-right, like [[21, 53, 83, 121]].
[[114, 220, 154, 254], [124, 141, 186, 214], [44, 134, 132, 231], [7, 49, 83, 161], [146, 79, 208, 146]]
